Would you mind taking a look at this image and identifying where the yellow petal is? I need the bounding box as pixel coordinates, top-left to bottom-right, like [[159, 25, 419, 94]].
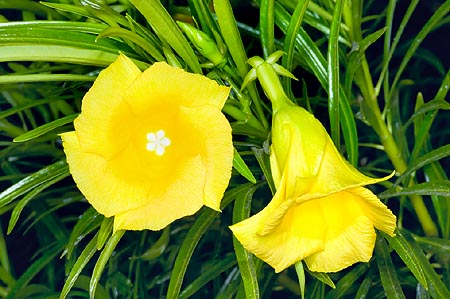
[[230, 192, 327, 273], [60, 132, 150, 216], [74, 54, 141, 159], [351, 187, 397, 236], [113, 155, 206, 231], [304, 190, 377, 272], [304, 139, 394, 200], [177, 106, 233, 210], [271, 105, 326, 186], [123, 62, 230, 116]]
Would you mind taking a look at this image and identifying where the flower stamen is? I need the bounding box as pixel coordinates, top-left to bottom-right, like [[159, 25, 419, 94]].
[[146, 130, 171, 156]]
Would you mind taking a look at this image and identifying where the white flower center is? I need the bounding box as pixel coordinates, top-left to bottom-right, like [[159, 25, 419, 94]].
[[146, 130, 171, 156]]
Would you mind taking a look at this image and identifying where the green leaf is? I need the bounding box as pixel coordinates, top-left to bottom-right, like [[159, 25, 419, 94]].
[[384, 231, 428, 289], [375, 236, 406, 299], [398, 144, 450, 184], [281, 0, 310, 99], [233, 148, 257, 183], [5, 241, 64, 299], [96, 217, 113, 250], [135, 226, 170, 261], [327, 0, 345, 146], [128, 0, 201, 73], [403, 99, 450, 131], [166, 183, 254, 299], [260, 0, 275, 58], [380, 181, 450, 199], [13, 114, 77, 142], [295, 262, 306, 299], [97, 27, 164, 62], [63, 207, 102, 260], [399, 230, 450, 299], [7, 170, 70, 234], [179, 255, 236, 299], [90, 230, 125, 299], [0, 160, 68, 209], [389, 1, 450, 97], [325, 264, 365, 299], [232, 186, 260, 299], [60, 234, 99, 299]]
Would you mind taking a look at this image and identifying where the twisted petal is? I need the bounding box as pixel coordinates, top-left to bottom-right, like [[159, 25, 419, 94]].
[[231, 186, 395, 273]]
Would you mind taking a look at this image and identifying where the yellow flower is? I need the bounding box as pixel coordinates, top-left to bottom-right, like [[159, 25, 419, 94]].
[[230, 101, 396, 273], [61, 54, 233, 232]]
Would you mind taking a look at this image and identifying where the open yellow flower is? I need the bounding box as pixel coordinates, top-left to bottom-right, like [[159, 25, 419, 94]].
[[230, 101, 396, 273], [61, 54, 233, 232]]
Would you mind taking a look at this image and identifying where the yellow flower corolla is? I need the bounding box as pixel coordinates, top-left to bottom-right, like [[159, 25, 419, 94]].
[[61, 54, 233, 232], [230, 101, 396, 273]]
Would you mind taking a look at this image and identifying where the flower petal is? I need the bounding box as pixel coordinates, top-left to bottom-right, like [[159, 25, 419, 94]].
[[123, 62, 230, 115], [177, 106, 233, 210], [351, 187, 397, 236], [304, 138, 394, 200], [60, 131, 150, 216], [230, 191, 327, 273], [304, 190, 377, 272], [113, 154, 206, 231], [74, 54, 141, 159]]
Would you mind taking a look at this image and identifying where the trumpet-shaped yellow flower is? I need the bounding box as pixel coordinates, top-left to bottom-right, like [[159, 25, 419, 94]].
[[230, 101, 396, 273], [61, 54, 233, 232]]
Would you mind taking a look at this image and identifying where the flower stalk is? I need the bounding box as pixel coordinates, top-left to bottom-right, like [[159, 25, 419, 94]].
[[343, 2, 438, 237]]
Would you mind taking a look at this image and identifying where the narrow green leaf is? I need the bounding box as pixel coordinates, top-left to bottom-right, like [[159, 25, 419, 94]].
[[214, 0, 267, 129], [7, 171, 69, 234], [380, 181, 450, 199], [179, 255, 236, 299], [0, 224, 12, 279], [233, 148, 257, 183], [166, 183, 254, 299], [232, 186, 260, 299], [281, 0, 310, 99], [260, 0, 275, 58], [389, 1, 450, 98], [327, 0, 345, 146], [0, 74, 95, 84], [5, 241, 64, 299], [413, 235, 450, 257], [63, 207, 102, 260], [60, 234, 99, 299], [97, 27, 164, 61], [384, 231, 428, 289], [400, 230, 450, 299], [13, 114, 77, 142], [0, 160, 68, 208], [136, 226, 170, 261], [398, 144, 450, 183], [375, 236, 406, 299], [252, 147, 275, 194], [213, 0, 249, 80], [96, 217, 113, 250], [306, 269, 335, 290], [295, 262, 306, 299], [129, 0, 201, 73], [325, 264, 365, 299], [403, 99, 450, 131], [90, 230, 125, 299]]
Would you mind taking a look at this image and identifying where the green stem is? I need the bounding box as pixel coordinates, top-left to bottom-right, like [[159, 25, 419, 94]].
[[359, 58, 438, 237], [345, 0, 438, 237]]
